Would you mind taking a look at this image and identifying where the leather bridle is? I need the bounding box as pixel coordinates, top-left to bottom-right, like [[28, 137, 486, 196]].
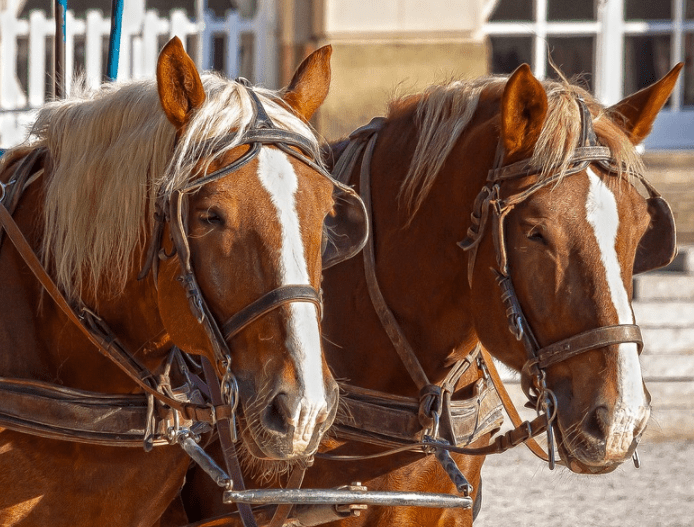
[[327, 97, 659, 472], [458, 97, 652, 467], [141, 82, 333, 372]]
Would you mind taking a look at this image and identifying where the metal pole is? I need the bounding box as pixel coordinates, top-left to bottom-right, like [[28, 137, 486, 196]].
[[224, 488, 473, 509], [54, 0, 67, 99], [107, 0, 124, 81]]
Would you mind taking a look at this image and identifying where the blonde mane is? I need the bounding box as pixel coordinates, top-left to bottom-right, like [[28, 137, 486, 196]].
[[23, 74, 319, 303], [395, 76, 644, 217]]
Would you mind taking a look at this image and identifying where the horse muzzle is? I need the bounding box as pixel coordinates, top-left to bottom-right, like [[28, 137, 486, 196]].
[[556, 403, 650, 474], [239, 383, 339, 460]]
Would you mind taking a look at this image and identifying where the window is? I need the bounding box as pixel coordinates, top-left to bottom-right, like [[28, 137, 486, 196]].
[[486, 0, 599, 85], [486, 0, 694, 149]]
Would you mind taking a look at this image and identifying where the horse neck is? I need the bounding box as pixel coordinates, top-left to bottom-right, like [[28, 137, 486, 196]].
[[323, 112, 493, 396], [0, 182, 170, 393]]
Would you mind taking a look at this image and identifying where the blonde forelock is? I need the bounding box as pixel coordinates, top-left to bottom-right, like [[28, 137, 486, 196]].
[[32, 73, 320, 304], [396, 76, 643, 219]]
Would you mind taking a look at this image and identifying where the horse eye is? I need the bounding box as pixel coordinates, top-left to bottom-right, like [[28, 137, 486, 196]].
[[527, 227, 546, 243], [201, 210, 224, 226]]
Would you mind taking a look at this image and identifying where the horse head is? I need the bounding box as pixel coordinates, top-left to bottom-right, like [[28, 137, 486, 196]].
[[468, 64, 681, 473], [151, 38, 358, 463]]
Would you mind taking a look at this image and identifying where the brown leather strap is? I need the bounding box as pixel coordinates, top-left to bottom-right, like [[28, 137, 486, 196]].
[[533, 324, 643, 369], [446, 413, 547, 457], [333, 378, 503, 449], [267, 467, 306, 527], [331, 118, 386, 186], [0, 376, 169, 447], [479, 347, 550, 462], [0, 202, 216, 424], [359, 133, 431, 391], [0, 148, 45, 250], [222, 285, 322, 341], [168, 190, 232, 366], [202, 357, 258, 527]]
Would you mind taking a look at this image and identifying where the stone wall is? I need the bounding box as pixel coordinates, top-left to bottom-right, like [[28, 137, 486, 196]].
[[643, 151, 694, 244], [315, 40, 487, 141]]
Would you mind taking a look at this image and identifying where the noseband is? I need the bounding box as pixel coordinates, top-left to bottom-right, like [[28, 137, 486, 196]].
[[459, 97, 652, 466]]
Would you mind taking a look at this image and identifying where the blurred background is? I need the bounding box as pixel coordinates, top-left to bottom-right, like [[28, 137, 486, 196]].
[[0, 0, 691, 503]]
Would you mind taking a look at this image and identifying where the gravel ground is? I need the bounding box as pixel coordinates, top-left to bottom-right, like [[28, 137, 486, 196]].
[[474, 439, 694, 527]]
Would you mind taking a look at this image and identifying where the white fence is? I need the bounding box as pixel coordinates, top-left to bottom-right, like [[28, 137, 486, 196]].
[[0, 1, 277, 148]]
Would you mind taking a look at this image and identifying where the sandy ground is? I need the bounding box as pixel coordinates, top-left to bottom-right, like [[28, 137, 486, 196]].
[[474, 438, 694, 527]]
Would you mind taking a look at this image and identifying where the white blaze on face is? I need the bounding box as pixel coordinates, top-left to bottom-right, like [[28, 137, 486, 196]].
[[585, 168, 649, 455], [257, 146, 327, 451]]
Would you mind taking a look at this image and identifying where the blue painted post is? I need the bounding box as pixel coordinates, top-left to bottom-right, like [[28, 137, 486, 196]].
[[107, 0, 124, 81], [54, 0, 67, 98]]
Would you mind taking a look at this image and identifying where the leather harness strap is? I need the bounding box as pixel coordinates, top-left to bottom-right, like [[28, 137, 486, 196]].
[[0, 376, 170, 447], [0, 148, 45, 250], [358, 132, 431, 392], [202, 356, 258, 527], [334, 377, 503, 450], [0, 202, 218, 425], [478, 348, 549, 462], [346, 121, 497, 446]]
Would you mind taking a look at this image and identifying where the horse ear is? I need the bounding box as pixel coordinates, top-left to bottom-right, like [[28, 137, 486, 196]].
[[608, 63, 683, 145], [501, 63, 548, 159], [282, 45, 332, 121], [157, 36, 206, 129]]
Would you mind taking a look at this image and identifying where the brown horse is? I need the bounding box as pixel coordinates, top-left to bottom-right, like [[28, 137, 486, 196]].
[[179, 64, 681, 526], [0, 37, 362, 526]]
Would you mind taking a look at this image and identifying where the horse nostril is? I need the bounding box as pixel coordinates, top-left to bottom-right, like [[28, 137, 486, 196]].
[[315, 404, 329, 425], [264, 393, 296, 434], [582, 405, 610, 441]]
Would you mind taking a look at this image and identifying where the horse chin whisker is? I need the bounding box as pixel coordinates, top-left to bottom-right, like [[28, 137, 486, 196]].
[[335, 394, 355, 427], [236, 435, 297, 485]]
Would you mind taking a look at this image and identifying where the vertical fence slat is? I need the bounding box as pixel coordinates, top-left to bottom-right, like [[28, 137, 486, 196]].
[[226, 10, 240, 79], [0, 2, 277, 147], [254, 0, 277, 87], [131, 35, 143, 79], [85, 10, 103, 90], [169, 10, 190, 43], [141, 10, 160, 78], [28, 10, 47, 107], [1, 10, 27, 108], [64, 11, 80, 96], [201, 9, 213, 71]]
